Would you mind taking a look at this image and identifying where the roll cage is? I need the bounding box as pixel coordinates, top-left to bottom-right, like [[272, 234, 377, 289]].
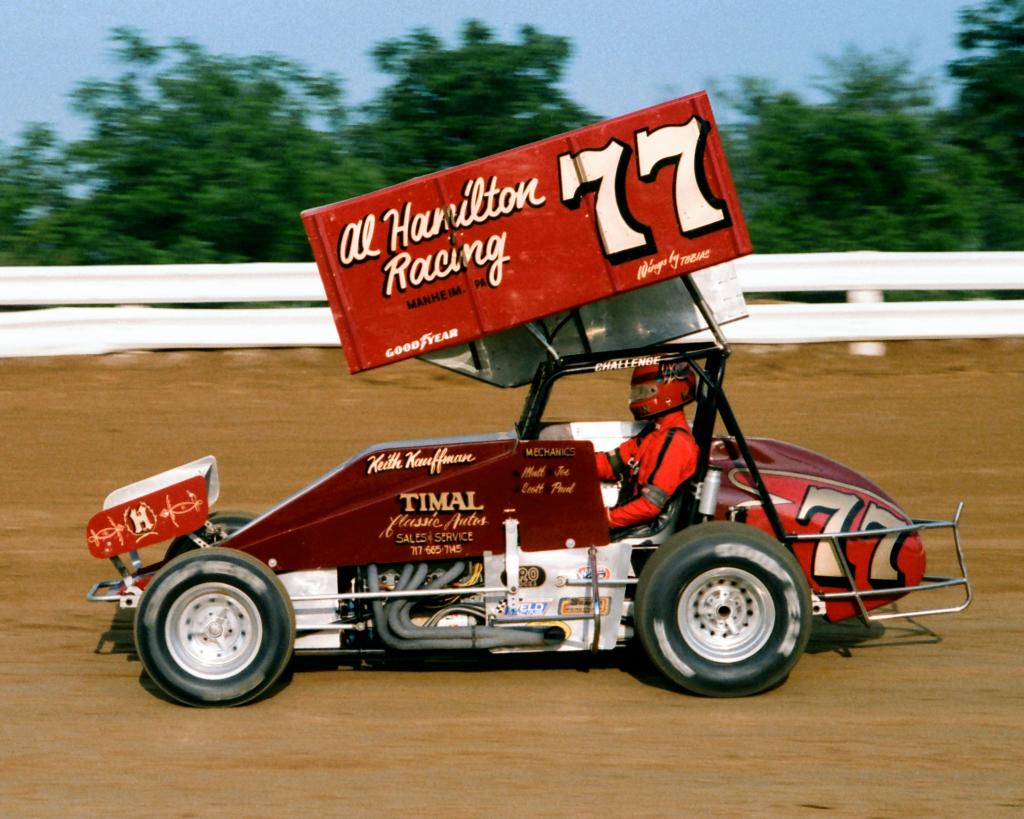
[[513, 272, 788, 542], [509, 283, 970, 627], [515, 338, 786, 541]]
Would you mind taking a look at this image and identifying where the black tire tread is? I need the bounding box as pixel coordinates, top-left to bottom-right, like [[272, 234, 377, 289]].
[[635, 522, 811, 697], [134, 547, 294, 707]]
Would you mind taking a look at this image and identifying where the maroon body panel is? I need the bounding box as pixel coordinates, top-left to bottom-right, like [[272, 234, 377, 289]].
[[228, 437, 610, 571], [301, 92, 751, 373], [710, 438, 926, 622]]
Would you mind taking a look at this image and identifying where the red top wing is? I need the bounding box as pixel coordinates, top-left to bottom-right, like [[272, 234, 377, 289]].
[[302, 92, 751, 373], [86, 475, 208, 558]]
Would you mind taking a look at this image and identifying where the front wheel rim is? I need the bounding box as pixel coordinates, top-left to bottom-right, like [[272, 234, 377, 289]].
[[165, 582, 263, 680], [677, 567, 775, 663]]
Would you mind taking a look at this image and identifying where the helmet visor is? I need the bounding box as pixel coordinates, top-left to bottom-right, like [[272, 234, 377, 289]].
[[630, 383, 658, 402]]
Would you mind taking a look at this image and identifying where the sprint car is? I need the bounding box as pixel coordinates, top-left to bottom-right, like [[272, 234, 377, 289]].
[[86, 93, 971, 706]]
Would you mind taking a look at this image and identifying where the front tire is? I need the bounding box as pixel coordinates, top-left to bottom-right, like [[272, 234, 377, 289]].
[[134, 548, 294, 706], [635, 522, 810, 697]]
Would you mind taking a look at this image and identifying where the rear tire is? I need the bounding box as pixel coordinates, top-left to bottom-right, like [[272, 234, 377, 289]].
[[135, 548, 294, 706], [635, 522, 810, 697]]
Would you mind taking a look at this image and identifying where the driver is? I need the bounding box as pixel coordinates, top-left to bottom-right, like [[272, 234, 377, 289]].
[[595, 361, 700, 530]]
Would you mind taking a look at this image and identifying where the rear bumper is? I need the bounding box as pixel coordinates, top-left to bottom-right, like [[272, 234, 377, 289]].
[[87, 554, 156, 607]]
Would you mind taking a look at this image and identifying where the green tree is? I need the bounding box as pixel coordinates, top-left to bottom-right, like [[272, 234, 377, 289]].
[[948, 0, 1024, 249], [723, 49, 986, 253], [44, 28, 382, 265], [0, 124, 71, 264], [352, 20, 596, 185]]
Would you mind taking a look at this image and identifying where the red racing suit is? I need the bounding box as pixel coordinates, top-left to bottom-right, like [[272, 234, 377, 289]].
[[595, 409, 699, 530]]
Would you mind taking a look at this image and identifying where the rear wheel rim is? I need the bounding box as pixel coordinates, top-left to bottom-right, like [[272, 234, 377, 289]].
[[677, 567, 775, 663], [165, 582, 263, 680]]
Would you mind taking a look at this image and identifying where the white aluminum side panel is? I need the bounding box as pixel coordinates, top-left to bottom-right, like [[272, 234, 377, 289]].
[[484, 542, 632, 652], [280, 569, 341, 651]]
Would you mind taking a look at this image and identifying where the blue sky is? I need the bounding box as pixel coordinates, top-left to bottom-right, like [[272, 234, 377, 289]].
[[3, 0, 972, 144]]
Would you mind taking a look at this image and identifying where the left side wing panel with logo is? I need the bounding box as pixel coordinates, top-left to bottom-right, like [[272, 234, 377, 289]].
[[87, 476, 209, 558]]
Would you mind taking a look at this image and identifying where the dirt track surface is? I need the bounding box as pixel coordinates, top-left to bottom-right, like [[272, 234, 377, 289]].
[[2, 340, 1022, 816]]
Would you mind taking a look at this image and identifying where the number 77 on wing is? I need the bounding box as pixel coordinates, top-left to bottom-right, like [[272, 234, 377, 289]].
[[558, 115, 735, 265]]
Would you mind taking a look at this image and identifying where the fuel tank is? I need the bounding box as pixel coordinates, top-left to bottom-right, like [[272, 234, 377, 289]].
[[710, 437, 926, 622]]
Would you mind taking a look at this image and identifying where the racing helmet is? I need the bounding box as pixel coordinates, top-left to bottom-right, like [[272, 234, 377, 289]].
[[629, 361, 697, 419]]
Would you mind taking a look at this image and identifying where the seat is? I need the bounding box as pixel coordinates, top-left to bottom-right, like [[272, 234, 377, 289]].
[[609, 482, 690, 546]]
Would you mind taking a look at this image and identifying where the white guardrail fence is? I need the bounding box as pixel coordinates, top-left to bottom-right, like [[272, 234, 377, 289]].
[[1, 252, 1021, 358]]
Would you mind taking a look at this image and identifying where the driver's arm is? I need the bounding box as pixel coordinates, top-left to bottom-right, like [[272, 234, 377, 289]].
[[595, 447, 627, 482], [606, 429, 698, 529]]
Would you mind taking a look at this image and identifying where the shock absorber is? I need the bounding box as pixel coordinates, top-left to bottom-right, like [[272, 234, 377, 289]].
[[698, 466, 722, 519]]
